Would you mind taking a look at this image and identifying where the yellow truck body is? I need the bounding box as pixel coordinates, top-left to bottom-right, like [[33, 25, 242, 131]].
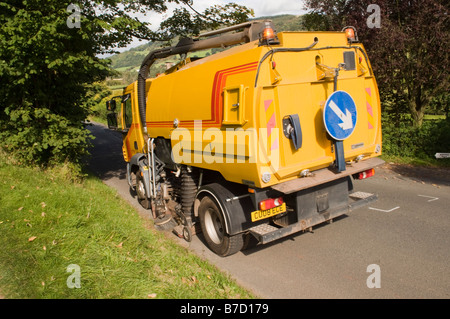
[[108, 21, 384, 256]]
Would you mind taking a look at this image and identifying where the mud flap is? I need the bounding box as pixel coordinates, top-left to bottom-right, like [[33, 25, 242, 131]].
[[196, 182, 261, 236], [129, 153, 152, 201]]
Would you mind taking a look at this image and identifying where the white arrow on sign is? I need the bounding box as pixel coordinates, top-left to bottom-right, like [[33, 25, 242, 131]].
[[329, 100, 353, 130]]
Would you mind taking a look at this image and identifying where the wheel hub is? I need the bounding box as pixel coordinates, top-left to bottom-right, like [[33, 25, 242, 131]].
[[204, 208, 224, 244]]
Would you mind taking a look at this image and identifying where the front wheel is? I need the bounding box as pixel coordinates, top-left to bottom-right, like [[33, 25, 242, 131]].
[[135, 172, 151, 209], [198, 196, 243, 257]]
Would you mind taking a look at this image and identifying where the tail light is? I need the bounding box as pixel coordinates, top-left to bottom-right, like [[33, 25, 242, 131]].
[[259, 197, 284, 211], [354, 168, 375, 180]]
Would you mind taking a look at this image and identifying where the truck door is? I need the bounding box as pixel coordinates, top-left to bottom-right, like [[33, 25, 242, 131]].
[[122, 93, 133, 130], [121, 93, 138, 162]]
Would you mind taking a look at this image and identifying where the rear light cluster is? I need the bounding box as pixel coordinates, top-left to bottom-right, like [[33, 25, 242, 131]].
[[354, 168, 375, 180], [259, 197, 284, 211]]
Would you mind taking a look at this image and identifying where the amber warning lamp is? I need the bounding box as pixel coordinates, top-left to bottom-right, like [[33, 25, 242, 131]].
[[259, 23, 279, 45], [342, 26, 358, 43], [263, 27, 275, 40]]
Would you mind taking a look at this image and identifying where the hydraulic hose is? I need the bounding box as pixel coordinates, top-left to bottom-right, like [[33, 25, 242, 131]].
[[137, 48, 172, 133], [136, 21, 265, 134]]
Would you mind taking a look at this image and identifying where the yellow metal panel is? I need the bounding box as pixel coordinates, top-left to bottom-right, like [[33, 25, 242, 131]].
[[222, 85, 245, 125], [122, 30, 382, 189]]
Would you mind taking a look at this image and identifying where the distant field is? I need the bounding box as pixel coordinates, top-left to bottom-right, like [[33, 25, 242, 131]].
[[424, 114, 446, 120], [114, 66, 137, 73], [108, 85, 127, 91]]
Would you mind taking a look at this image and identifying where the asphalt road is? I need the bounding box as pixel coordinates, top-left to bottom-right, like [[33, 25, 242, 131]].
[[86, 123, 450, 299]]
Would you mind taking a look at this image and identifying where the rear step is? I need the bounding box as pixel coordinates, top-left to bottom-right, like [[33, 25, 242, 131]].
[[249, 192, 377, 244]]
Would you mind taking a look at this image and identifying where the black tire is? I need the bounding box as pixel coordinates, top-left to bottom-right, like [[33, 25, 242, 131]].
[[135, 172, 151, 209], [183, 225, 193, 242], [198, 196, 243, 257]]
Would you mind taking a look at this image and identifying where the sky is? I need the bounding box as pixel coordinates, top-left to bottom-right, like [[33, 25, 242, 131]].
[[122, 0, 307, 51]]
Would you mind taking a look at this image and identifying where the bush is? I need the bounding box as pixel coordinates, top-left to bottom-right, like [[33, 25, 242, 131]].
[[418, 119, 450, 157], [382, 113, 450, 160], [0, 1, 113, 170], [0, 107, 92, 168]]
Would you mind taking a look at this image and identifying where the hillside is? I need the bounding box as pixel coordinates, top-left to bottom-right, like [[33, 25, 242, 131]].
[[107, 14, 304, 76]]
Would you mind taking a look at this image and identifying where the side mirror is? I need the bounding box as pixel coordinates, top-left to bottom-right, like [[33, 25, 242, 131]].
[[106, 99, 116, 111]]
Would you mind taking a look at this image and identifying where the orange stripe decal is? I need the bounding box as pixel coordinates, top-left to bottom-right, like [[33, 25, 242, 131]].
[[146, 62, 258, 128], [264, 99, 278, 151], [366, 88, 375, 130]]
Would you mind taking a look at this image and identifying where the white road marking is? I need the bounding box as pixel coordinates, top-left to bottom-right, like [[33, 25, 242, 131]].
[[368, 206, 400, 212], [418, 195, 439, 202]]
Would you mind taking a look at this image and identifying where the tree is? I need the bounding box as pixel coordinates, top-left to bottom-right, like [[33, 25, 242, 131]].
[[0, 0, 253, 167], [302, 0, 449, 127]]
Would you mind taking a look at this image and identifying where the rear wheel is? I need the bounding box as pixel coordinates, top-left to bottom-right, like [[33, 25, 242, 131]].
[[198, 196, 243, 257]]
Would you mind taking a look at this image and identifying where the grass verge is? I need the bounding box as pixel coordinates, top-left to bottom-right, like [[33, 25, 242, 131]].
[[380, 154, 450, 168], [0, 156, 255, 299]]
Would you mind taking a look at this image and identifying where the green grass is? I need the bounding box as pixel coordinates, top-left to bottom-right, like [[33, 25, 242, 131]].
[[380, 154, 450, 168], [86, 116, 107, 127], [107, 84, 128, 90], [0, 156, 255, 299]]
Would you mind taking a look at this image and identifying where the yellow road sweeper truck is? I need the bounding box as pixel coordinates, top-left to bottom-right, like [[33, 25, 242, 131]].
[[106, 21, 384, 256]]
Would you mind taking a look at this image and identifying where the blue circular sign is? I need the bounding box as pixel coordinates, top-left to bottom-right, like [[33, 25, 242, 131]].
[[323, 90, 357, 141]]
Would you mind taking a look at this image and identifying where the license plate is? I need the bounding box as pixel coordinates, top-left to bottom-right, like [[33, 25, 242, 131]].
[[251, 203, 287, 222]]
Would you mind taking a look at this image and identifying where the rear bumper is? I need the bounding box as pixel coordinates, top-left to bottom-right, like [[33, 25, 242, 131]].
[[248, 158, 384, 244], [249, 191, 377, 244], [271, 157, 385, 194]]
